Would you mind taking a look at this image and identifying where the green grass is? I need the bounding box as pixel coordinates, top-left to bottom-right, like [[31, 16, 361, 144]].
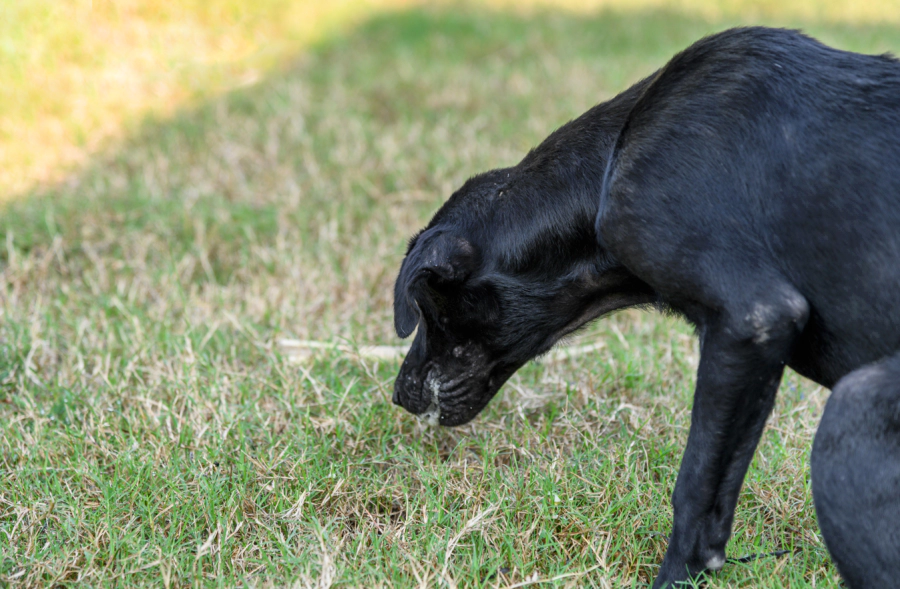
[[2, 3, 899, 586]]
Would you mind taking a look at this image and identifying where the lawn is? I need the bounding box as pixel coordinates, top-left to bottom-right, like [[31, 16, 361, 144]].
[[1, 1, 899, 586]]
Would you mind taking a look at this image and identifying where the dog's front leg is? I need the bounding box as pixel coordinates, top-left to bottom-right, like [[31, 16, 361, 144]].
[[653, 295, 808, 588]]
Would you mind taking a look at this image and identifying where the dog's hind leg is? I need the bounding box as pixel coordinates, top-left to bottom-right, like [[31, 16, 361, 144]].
[[811, 352, 900, 588]]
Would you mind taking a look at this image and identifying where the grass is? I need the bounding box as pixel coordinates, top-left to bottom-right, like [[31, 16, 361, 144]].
[[4, 0, 900, 195], [1, 1, 899, 586], [0, 0, 421, 195]]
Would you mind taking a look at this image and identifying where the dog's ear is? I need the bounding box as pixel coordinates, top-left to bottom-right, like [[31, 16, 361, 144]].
[[393, 231, 478, 338]]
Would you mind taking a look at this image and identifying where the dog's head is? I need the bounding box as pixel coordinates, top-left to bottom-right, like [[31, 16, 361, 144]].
[[391, 225, 513, 427], [391, 167, 652, 426]]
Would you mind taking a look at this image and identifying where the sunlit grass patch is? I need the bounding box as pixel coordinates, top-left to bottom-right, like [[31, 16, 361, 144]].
[[1, 0, 420, 194], [4, 0, 900, 196]]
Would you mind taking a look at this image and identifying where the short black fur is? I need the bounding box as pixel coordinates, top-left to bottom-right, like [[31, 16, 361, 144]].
[[392, 27, 900, 588]]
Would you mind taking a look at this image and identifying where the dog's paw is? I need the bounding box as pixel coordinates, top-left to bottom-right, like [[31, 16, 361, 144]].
[[705, 553, 726, 571]]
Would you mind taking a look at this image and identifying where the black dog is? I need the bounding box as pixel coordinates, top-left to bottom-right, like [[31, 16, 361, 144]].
[[392, 27, 900, 588]]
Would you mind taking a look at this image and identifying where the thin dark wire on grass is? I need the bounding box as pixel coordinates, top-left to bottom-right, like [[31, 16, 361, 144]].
[[654, 532, 796, 565], [727, 548, 794, 564], [480, 566, 511, 583]]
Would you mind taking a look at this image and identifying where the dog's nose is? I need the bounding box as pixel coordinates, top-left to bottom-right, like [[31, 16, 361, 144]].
[[392, 386, 402, 406]]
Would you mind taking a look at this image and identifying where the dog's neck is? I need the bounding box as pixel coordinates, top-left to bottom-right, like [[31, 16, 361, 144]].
[[487, 75, 661, 332], [486, 80, 652, 274]]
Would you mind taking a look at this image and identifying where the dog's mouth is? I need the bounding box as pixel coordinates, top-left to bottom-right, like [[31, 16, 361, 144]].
[[417, 373, 443, 426], [395, 362, 519, 427], [415, 367, 487, 427]]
